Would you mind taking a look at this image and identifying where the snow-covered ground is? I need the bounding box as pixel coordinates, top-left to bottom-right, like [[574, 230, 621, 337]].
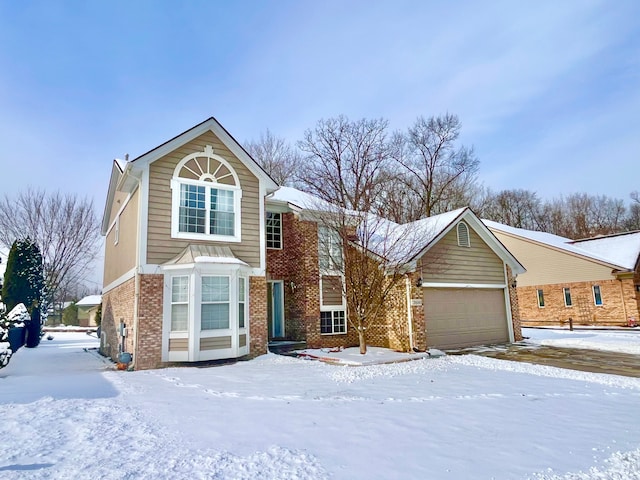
[[1, 331, 640, 479], [524, 327, 640, 355]]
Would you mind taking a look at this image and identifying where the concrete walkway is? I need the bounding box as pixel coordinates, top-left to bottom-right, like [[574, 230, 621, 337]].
[[462, 343, 640, 378]]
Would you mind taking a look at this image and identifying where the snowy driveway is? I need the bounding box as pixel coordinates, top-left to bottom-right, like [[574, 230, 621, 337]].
[[2, 332, 640, 479]]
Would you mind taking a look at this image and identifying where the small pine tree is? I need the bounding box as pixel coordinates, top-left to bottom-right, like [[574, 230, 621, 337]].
[[62, 302, 79, 326]]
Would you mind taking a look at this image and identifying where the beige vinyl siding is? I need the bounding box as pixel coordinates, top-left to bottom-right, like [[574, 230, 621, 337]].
[[103, 188, 139, 287], [491, 231, 614, 286], [109, 191, 130, 225], [169, 338, 188, 351], [321, 275, 343, 306], [420, 224, 506, 284], [239, 334, 247, 348], [200, 336, 232, 350], [146, 130, 261, 267]]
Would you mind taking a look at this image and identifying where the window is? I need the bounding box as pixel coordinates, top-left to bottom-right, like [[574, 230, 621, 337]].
[[457, 222, 470, 247], [238, 277, 246, 328], [171, 276, 189, 331], [171, 145, 241, 242], [563, 287, 572, 307], [320, 275, 346, 335], [114, 216, 120, 245], [593, 285, 603, 306], [318, 226, 343, 272], [266, 212, 282, 249], [536, 289, 545, 308], [201, 276, 230, 330], [320, 310, 346, 334]]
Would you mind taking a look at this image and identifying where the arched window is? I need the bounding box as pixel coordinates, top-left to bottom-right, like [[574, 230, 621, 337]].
[[170, 145, 242, 242], [457, 221, 470, 247]]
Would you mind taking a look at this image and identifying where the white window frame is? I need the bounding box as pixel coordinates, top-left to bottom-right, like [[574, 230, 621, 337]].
[[238, 277, 246, 329], [319, 275, 347, 335], [318, 225, 343, 273], [114, 215, 120, 245], [201, 275, 231, 330], [563, 287, 572, 307], [266, 212, 282, 249], [320, 310, 346, 335], [457, 221, 470, 247], [170, 146, 242, 243], [592, 285, 603, 306], [170, 275, 189, 332], [536, 289, 545, 308]]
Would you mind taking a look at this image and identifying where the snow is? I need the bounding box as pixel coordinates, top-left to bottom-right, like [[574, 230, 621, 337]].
[[296, 345, 440, 365], [2, 332, 640, 479], [483, 220, 629, 268], [524, 327, 640, 355], [571, 231, 640, 271], [75, 294, 102, 306]]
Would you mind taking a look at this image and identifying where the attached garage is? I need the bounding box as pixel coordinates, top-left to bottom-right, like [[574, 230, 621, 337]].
[[423, 287, 510, 349]]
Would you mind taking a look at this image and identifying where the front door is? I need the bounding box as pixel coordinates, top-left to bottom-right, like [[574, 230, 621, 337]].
[[267, 281, 285, 339]]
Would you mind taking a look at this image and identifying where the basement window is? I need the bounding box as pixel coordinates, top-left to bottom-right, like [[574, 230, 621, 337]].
[[536, 289, 545, 308]]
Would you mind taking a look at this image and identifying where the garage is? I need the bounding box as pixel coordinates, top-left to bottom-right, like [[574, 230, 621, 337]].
[[424, 287, 510, 349]]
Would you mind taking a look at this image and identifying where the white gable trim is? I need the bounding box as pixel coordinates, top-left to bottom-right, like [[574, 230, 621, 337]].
[[412, 209, 526, 275], [130, 118, 278, 192]]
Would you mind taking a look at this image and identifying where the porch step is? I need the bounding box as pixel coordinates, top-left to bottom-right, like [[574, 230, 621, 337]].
[[268, 340, 307, 355]]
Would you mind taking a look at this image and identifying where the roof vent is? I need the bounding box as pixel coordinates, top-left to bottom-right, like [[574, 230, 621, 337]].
[[457, 222, 470, 247]]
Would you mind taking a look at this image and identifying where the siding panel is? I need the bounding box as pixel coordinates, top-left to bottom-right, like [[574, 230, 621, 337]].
[[104, 189, 139, 286], [420, 224, 506, 284], [146, 130, 262, 267], [200, 336, 233, 350]]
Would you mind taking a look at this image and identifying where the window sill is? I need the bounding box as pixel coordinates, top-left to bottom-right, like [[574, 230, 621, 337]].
[[320, 332, 347, 336]]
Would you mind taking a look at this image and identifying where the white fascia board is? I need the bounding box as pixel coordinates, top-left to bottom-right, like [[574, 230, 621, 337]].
[[131, 118, 279, 193], [101, 161, 125, 235], [460, 212, 527, 275]]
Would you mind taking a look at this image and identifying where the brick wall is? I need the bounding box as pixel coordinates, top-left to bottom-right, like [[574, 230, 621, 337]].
[[100, 277, 135, 362], [249, 276, 268, 357], [507, 265, 523, 341], [135, 274, 164, 370], [519, 277, 640, 327]]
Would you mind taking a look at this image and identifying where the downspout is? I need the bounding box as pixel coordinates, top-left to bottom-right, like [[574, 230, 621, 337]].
[[405, 276, 414, 351]]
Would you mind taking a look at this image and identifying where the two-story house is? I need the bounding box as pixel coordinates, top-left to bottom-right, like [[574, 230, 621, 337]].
[[100, 117, 278, 369]]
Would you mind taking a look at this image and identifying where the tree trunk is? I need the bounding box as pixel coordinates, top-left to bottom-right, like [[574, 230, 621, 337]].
[[358, 327, 367, 354]]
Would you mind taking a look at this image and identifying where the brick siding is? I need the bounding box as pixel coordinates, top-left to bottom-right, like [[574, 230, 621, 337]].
[[519, 276, 640, 327], [135, 274, 164, 370], [249, 276, 268, 357], [100, 277, 136, 362]]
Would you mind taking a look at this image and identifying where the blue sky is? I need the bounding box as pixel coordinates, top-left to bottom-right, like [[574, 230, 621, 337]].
[[1, 0, 639, 287]]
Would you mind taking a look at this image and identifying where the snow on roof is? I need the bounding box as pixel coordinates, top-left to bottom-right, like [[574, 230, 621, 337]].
[[570, 231, 640, 270], [268, 186, 337, 211], [483, 220, 635, 270], [370, 208, 466, 262], [76, 295, 102, 306]]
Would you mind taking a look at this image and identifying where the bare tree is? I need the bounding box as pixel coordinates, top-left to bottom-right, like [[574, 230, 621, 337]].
[[625, 191, 640, 230], [297, 116, 393, 211], [482, 189, 543, 230], [0, 189, 101, 307], [312, 199, 427, 354], [394, 114, 479, 218], [244, 129, 300, 186]]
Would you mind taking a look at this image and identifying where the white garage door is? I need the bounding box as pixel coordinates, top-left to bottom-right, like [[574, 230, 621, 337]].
[[424, 288, 509, 349]]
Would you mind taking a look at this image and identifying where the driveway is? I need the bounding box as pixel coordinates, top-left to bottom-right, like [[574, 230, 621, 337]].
[[453, 342, 640, 378]]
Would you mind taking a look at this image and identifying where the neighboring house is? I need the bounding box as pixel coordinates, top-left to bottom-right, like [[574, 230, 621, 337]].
[[101, 117, 278, 369], [485, 222, 640, 327], [266, 187, 526, 351], [76, 295, 102, 327]]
